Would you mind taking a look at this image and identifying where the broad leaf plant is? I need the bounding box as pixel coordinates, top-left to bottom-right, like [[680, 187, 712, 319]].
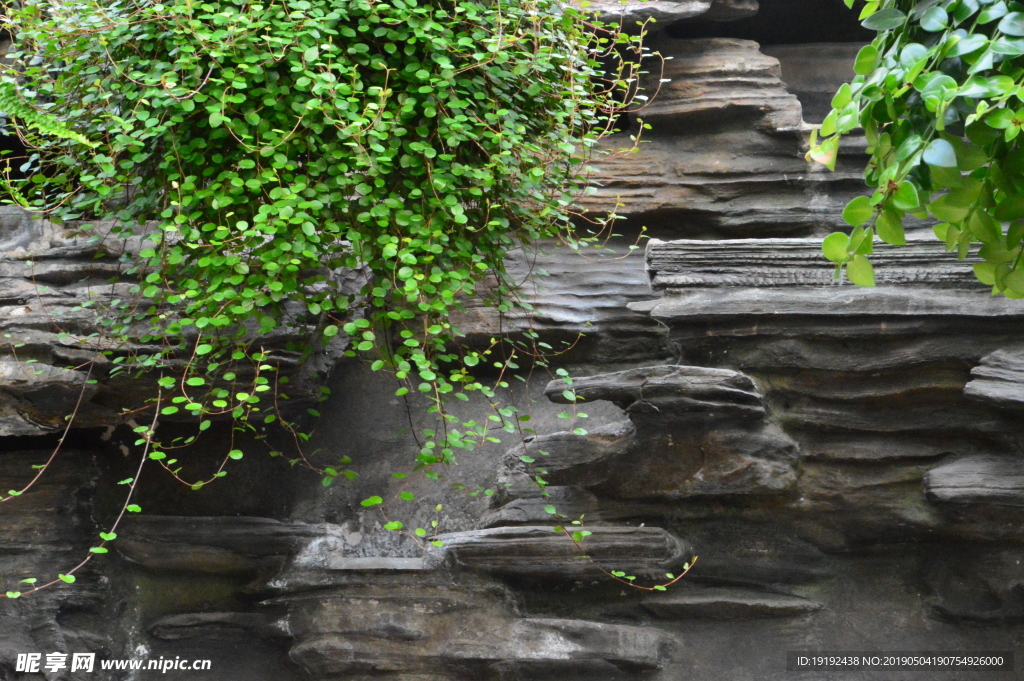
[[810, 0, 1024, 294]]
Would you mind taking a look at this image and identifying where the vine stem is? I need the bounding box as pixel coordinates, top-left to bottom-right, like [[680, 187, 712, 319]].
[[2, 389, 160, 599], [0, 362, 93, 504], [560, 526, 698, 591]]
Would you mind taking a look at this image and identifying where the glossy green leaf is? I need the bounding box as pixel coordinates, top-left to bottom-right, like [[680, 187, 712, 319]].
[[854, 44, 879, 75], [999, 11, 1024, 36], [892, 182, 920, 211], [919, 7, 948, 31], [863, 8, 906, 30], [923, 139, 958, 167]]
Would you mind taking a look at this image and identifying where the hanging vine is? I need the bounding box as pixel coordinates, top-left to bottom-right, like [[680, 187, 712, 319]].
[[0, 0, 667, 596]]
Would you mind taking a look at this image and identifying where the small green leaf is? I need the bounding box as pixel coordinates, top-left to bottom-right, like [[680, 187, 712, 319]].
[[361, 495, 383, 507], [892, 182, 920, 211], [544, 504, 558, 514], [227, 449, 244, 460], [383, 521, 403, 530], [876, 209, 906, 245], [399, 491, 415, 501], [822, 232, 851, 263], [89, 546, 109, 554], [99, 532, 117, 541], [6, 591, 20, 598], [919, 7, 948, 31], [126, 504, 141, 513], [862, 8, 906, 30], [924, 139, 958, 168], [853, 44, 879, 75], [846, 255, 876, 287], [999, 11, 1024, 36], [59, 573, 76, 583], [842, 196, 874, 226]]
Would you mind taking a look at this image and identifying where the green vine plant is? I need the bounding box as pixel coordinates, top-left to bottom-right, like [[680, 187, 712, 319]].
[[809, 0, 1024, 293], [0, 0, 683, 598]]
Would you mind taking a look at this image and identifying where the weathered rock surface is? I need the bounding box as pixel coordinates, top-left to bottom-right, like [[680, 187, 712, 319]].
[[583, 0, 758, 31], [6, 4, 1024, 681], [964, 346, 1024, 409], [642, 587, 821, 619], [0, 208, 357, 439], [545, 364, 765, 423], [431, 526, 693, 578], [579, 38, 869, 237], [925, 457, 1024, 508]]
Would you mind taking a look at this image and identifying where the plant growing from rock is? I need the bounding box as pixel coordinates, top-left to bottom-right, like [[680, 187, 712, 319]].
[[0, 0, 659, 596], [809, 0, 1024, 294]]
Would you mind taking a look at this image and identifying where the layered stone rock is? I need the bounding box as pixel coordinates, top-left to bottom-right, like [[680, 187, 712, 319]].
[[0, 208, 356, 438], [925, 457, 1024, 508], [578, 37, 868, 236], [147, 532, 677, 680], [430, 525, 693, 578], [964, 346, 1024, 410], [641, 587, 821, 619], [6, 2, 1024, 680]]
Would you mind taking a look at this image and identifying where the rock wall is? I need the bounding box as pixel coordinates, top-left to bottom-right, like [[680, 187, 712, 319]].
[[2, 1, 1023, 680]]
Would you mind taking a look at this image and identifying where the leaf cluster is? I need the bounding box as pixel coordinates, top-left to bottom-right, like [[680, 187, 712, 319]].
[[0, 0, 645, 472], [810, 0, 1024, 294]]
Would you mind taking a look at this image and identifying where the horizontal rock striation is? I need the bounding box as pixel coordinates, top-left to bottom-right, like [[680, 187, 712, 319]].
[[6, 2, 1024, 680]]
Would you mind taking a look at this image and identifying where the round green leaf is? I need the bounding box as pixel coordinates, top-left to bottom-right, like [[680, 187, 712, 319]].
[[1004, 268, 1024, 294], [999, 12, 1024, 36], [846, 255, 876, 287], [842, 196, 875, 226], [876, 209, 906, 246], [923, 139, 958, 168], [360, 495, 383, 507], [919, 7, 948, 31], [892, 182, 920, 211], [822, 232, 851, 263]]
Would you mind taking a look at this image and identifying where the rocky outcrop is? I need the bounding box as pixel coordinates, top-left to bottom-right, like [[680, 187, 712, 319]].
[[5, 2, 1024, 681], [430, 525, 692, 578], [0, 207, 357, 439], [925, 457, 1024, 508], [965, 346, 1024, 409], [641, 587, 822, 619]]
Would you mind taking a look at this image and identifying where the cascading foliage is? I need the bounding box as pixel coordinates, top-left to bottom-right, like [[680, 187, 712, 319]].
[[810, 0, 1024, 295], [0, 0, 643, 473]]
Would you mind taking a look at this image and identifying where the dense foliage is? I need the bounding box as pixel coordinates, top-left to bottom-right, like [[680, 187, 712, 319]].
[[0, 0, 651, 597], [0, 0, 642, 461], [810, 0, 1024, 294]]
